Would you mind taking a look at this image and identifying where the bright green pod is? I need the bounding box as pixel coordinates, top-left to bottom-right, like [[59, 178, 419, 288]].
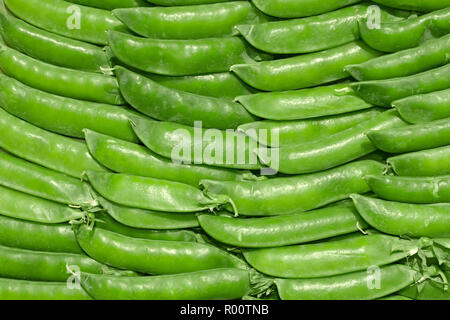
[[387, 145, 450, 177], [372, 0, 450, 12], [4, 0, 125, 45], [351, 194, 450, 237], [399, 271, 450, 300], [145, 0, 232, 4], [231, 41, 381, 91], [66, 0, 149, 10]]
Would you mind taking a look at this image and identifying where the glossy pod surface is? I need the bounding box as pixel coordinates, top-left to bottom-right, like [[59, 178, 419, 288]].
[[351, 194, 450, 237], [201, 160, 385, 216], [231, 41, 381, 91], [5, 0, 125, 45], [371, 0, 450, 12], [66, 0, 149, 10], [145, 0, 233, 4], [81, 268, 250, 300]]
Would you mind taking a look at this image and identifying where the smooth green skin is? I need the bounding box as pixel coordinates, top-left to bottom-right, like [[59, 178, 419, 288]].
[[366, 175, 450, 204], [114, 2, 267, 39], [85, 170, 225, 213], [98, 197, 199, 230], [5, 0, 125, 45], [265, 110, 406, 175], [244, 234, 421, 278], [351, 194, 450, 238], [372, 0, 450, 12], [388, 145, 450, 177], [231, 41, 381, 91], [0, 214, 83, 254], [75, 225, 247, 275], [0, 184, 84, 224], [239, 108, 383, 147], [81, 268, 250, 300], [236, 84, 373, 120], [116, 67, 255, 130], [359, 7, 450, 52], [393, 89, 450, 124], [0, 73, 139, 143], [198, 203, 368, 248], [0, 150, 95, 207], [0, 108, 107, 178], [132, 116, 262, 170], [378, 295, 412, 300], [0, 43, 123, 105], [400, 271, 450, 300], [201, 160, 385, 216], [147, 72, 253, 100], [145, 0, 232, 4], [0, 278, 91, 300], [251, 0, 362, 18], [351, 64, 450, 107], [109, 31, 251, 76], [367, 117, 450, 153], [85, 129, 254, 187], [0, 12, 110, 73], [346, 35, 450, 81], [275, 264, 418, 300], [66, 0, 149, 10]]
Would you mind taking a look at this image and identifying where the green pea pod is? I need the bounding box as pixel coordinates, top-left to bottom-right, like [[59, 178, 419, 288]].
[[0, 150, 96, 207], [198, 203, 368, 248], [4, 0, 125, 45], [0, 43, 123, 105], [366, 175, 450, 204], [66, 0, 149, 10], [115, 66, 255, 130], [114, 2, 268, 39], [351, 194, 450, 237], [145, 0, 232, 4], [109, 31, 252, 76], [263, 110, 406, 175], [74, 225, 248, 274], [359, 7, 450, 52], [0, 12, 110, 73], [84, 170, 229, 213], [400, 280, 450, 300], [231, 41, 381, 91], [200, 160, 385, 216], [0, 278, 91, 300], [244, 234, 426, 278], [367, 117, 450, 153], [131, 116, 263, 170], [98, 196, 200, 230], [372, 0, 450, 12], [81, 268, 250, 300], [251, 0, 362, 18], [387, 145, 450, 177], [351, 64, 450, 106], [0, 214, 83, 254], [275, 264, 428, 300], [346, 34, 450, 81], [236, 84, 373, 120], [393, 89, 450, 124], [378, 295, 413, 300]]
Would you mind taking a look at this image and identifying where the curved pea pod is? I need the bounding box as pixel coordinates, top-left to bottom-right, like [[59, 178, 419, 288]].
[[399, 271, 450, 300], [231, 41, 381, 91], [366, 175, 450, 204], [198, 203, 368, 248], [4, 0, 125, 45], [131, 116, 262, 170], [359, 7, 450, 52], [114, 2, 268, 39], [0, 43, 124, 105], [236, 84, 373, 120], [0, 214, 83, 254], [201, 160, 385, 216], [74, 224, 248, 274], [81, 268, 250, 300], [145, 0, 232, 4], [108, 31, 251, 76], [378, 295, 413, 300], [351, 194, 450, 238], [275, 264, 427, 300], [387, 145, 450, 177], [84, 170, 229, 213], [115, 67, 255, 130], [372, 0, 450, 12], [263, 110, 407, 175], [0, 278, 91, 300], [351, 64, 450, 106], [243, 234, 426, 278], [393, 89, 450, 124], [346, 34, 450, 81], [66, 0, 149, 10]]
